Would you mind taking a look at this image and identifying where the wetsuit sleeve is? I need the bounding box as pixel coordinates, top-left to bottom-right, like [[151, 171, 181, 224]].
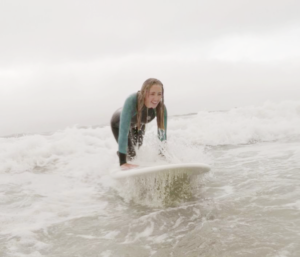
[[118, 152, 127, 166], [118, 93, 137, 161]]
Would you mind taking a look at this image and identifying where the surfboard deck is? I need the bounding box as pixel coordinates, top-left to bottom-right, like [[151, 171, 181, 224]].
[[111, 163, 210, 179]]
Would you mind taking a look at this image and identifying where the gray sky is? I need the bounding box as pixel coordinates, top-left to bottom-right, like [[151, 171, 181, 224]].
[[1, 0, 300, 136]]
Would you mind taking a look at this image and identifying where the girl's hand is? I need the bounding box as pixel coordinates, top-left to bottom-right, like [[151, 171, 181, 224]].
[[121, 163, 139, 170]]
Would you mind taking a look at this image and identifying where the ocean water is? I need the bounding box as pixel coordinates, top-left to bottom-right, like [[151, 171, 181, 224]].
[[1, 101, 300, 257]]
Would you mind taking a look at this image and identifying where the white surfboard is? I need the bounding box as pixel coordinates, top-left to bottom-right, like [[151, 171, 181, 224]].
[[111, 163, 210, 179]]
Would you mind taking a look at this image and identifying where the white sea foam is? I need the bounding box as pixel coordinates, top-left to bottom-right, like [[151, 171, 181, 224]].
[[163, 100, 300, 146], [0, 100, 300, 256]]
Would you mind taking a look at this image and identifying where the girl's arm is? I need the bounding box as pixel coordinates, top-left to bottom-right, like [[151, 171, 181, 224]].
[[118, 93, 137, 165]]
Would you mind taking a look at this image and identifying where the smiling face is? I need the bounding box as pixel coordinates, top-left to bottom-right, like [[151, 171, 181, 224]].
[[144, 84, 163, 108]]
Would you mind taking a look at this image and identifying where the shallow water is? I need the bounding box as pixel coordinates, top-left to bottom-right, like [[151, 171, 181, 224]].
[[1, 101, 300, 256]]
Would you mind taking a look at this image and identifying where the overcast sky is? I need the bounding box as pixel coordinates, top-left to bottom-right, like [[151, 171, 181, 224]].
[[1, 0, 300, 136]]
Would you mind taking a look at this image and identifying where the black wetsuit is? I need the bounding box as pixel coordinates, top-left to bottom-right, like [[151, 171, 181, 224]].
[[110, 92, 167, 166]]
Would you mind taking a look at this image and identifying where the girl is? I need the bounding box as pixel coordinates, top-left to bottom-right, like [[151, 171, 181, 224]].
[[110, 78, 167, 169]]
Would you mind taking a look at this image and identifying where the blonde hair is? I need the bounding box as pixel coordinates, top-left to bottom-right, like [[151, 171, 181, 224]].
[[137, 78, 165, 130]]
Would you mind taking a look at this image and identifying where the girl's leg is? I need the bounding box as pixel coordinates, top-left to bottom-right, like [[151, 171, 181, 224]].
[[111, 109, 136, 159], [128, 124, 145, 158]]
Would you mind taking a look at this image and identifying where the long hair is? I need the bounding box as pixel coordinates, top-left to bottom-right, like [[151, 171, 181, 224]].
[[137, 78, 165, 131]]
